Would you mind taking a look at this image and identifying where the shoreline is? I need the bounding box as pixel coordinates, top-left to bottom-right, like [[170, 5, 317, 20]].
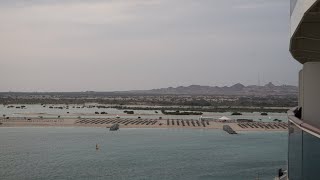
[[0, 117, 288, 132]]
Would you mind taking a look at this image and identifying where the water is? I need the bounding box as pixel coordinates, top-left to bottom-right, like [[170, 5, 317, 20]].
[[0, 127, 287, 180]]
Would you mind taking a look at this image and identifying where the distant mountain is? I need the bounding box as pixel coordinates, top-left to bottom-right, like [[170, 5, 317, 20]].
[[128, 82, 298, 96]]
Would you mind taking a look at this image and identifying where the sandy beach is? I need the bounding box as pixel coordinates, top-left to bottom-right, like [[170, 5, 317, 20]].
[[0, 117, 288, 132]]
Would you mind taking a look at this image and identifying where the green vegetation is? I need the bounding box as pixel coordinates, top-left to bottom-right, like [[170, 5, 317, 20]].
[[0, 93, 296, 114], [231, 112, 242, 115], [112, 105, 289, 113], [0, 93, 297, 108], [273, 119, 282, 122], [124, 110, 134, 114], [161, 110, 203, 115]]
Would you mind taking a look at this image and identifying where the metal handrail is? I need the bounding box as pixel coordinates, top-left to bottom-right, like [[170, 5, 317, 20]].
[[288, 108, 320, 136]]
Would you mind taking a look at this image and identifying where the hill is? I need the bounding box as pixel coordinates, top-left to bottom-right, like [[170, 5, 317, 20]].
[[129, 82, 297, 96]]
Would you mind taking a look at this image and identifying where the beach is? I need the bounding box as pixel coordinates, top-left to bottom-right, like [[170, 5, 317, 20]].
[[0, 117, 288, 132]]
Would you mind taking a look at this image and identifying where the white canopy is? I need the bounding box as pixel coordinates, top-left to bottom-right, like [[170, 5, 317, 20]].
[[218, 116, 231, 120]]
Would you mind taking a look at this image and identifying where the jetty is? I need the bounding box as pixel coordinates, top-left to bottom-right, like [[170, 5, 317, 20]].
[[223, 125, 237, 134]]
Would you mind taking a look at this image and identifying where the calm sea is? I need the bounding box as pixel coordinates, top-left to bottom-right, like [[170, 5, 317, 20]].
[[0, 128, 287, 180]]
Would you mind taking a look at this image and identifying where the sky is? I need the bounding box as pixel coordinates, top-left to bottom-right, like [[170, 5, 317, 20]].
[[0, 0, 301, 92]]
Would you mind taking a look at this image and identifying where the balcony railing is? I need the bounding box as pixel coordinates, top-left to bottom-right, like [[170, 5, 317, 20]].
[[288, 108, 320, 137]]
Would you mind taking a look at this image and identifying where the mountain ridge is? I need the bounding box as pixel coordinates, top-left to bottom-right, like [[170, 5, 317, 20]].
[[128, 82, 298, 96]]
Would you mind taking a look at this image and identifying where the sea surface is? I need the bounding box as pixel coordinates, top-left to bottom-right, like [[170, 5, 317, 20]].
[[0, 127, 287, 180]]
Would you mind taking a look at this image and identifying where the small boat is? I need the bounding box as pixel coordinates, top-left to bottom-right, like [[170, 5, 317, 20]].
[[96, 144, 99, 150]]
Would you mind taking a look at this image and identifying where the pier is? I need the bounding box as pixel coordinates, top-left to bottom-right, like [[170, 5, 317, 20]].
[[223, 125, 237, 134]]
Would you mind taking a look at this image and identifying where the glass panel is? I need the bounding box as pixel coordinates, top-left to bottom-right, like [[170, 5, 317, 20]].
[[302, 131, 320, 180], [288, 122, 303, 180]]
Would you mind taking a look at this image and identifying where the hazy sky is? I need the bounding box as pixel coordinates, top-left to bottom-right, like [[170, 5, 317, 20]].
[[0, 0, 301, 92]]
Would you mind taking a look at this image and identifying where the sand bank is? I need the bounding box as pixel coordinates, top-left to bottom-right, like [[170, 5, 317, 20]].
[[0, 117, 287, 132]]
